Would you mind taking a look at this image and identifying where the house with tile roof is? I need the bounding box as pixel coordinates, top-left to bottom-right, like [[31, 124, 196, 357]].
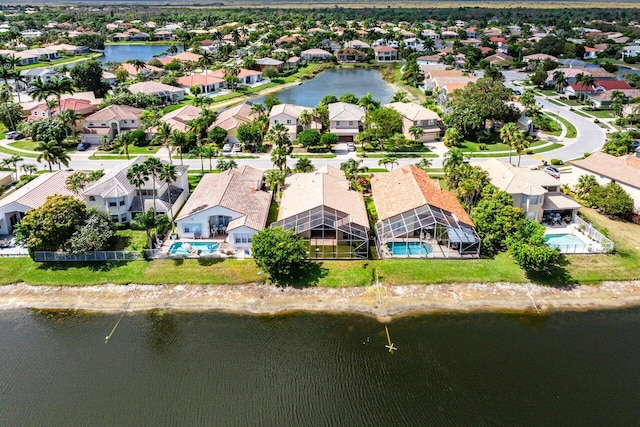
[[175, 166, 270, 248], [176, 74, 224, 94], [478, 159, 581, 222], [386, 102, 442, 142], [81, 105, 143, 144], [371, 165, 480, 258], [272, 166, 369, 259], [373, 45, 400, 62], [83, 157, 189, 223], [567, 151, 640, 213], [0, 171, 75, 235], [269, 103, 320, 141], [328, 102, 365, 142], [159, 104, 201, 132], [127, 81, 185, 103], [208, 101, 258, 143], [117, 62, 165, 78]]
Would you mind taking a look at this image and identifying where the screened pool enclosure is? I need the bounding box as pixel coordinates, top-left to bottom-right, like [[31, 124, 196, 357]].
[[375, 204, 480, 258], [272, 205, 369, 259]]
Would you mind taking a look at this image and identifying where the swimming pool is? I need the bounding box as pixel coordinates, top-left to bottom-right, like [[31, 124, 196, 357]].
[[387, 242, 433, 256], [544, 233, 587, 249], [168, 241, 220, 255]]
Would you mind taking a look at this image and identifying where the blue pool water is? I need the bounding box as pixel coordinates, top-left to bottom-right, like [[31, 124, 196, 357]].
[[388, 242, 433, 256], [544, 233, 586, 248], [169, 241, 219, 255]]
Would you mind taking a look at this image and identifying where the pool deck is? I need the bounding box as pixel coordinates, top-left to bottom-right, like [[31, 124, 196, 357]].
[[160, 237, 241, 259], [544, 224, 604, 254]]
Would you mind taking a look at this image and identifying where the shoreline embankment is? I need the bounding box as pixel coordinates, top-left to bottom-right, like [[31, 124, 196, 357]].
[[2, 281, 640, 319]]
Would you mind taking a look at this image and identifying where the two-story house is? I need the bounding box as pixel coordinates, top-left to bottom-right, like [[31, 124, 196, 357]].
[[81, 105, 143, 144], [373, 46, 400, 62], [269, 103, 320, 141], [386, 102, 442, 142], [83, 156, 189, 223], [328, 102, 365, 142], [478, 159, 582, 222]]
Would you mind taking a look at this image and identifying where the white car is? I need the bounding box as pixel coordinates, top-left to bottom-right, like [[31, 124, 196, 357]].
[[544, 166, 561, 179], [346, 142, 356, 152]]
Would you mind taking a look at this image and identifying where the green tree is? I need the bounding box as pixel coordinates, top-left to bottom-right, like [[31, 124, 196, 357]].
[[443, 127, 463, 148], [35, 140, 65, 172], [378, 155, 399, 171], [339, 93, 359, 104], [70, 60, 111, 97], [143, 157, 164, 216], [25, 118, 68, 145], [603, 131, 635, 156], [65, 209, 115, 254], [265, 123, 292, 153], [264, 95, 282, 110], [506, 218, 561, 273], [65, 171, 90, 195], [153, 122, 174, 164], [319, 132, 338, 149], [471, 185, 524, 255], [158, 163, 178, 224], [294, 157, 315, 173], [364, 107, 403, 148], [574, 174, 599, 200], [127, 162, 150, 206], [237, 122, 261, 152], [321, 94, 338, 105], [251, 227, 309, 285], [297, 129, 321, 150], [208, 126, 228, 147], [14, 195, 87, 256], [131, 209, 157, 250], [589, 182, 634, 216]]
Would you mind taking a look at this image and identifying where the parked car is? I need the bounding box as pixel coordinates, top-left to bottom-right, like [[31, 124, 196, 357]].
[[544, 166, 561, 179], [6, 131, 24, 140], [77, 142, 91, 151], [222, 143, 232, 153], [346, 142, 356, 152], [232, 143, 242, 153], [513, 89, 522, 95]]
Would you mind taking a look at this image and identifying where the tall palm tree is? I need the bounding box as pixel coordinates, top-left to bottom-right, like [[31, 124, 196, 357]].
[[158, 163, 178, 225], [265, 122, 292, 152], [133, 209, 157, 250], [65, 171, 89, 195], [264, 169, 286, 201], [201, 145, 219, 171], [143, 157, 164, 217], [21, 163, 38, 176], [35, 140, 63, 171], [6, 154, 22, 180], [223, 65, 240, 91], [28, 76, 53, 117], [391, 91, 409, 103], [153, 122, 174, 164], [357, 93, 380, 111], [270, 146, 288, 172], [55, 149, 70, 170], [113, 132, 133, 160], [512, 131, 530, 167], [126, 59, 147, 74], [126, 163, 150, 213], [409, 126, 424, 141], [168, 130, 188, 165], [250, 102, 266, 117], [443, 147, 465, 181], [415, 158, 433, 171], [340, 158, 368, 181], [48, 76, 74, 114], [57, 108, 83, 140], [198, 50, 215, 76], [500, 122, 519, 165]]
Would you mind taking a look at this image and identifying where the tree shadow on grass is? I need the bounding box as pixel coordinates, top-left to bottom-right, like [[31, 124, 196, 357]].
[[36, 261, 132, 273], [281, 261, 328, 288], [196, 258, 224, 267], [525, 256, 576, 289]]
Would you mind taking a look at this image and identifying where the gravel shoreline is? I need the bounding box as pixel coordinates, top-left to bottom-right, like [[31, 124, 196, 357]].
[[2, 281, 640, 318]]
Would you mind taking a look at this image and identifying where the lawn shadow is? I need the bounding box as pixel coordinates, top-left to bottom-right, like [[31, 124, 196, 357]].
[[284, 261, 329, 288], [36, 261, 132, 272], [196, 257, 225, 267], [525, 256, 576, 289]]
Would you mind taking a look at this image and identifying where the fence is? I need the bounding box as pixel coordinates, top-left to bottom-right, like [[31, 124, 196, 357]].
[[574, 216, 615, 253], [33, 251, 144, 262]]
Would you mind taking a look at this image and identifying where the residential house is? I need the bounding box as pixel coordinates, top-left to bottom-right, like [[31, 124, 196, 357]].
[[567, 151, 640, 213], [255, 57, 284, 72], [0, 171, 75, 235], [27, 98, 96, 127], [622, 45, 640, 58], [22, 47, 60, 61], [523, 53, 558, 63], [335, 47, 366, 62], [11, 50, 39, 66], [176, 74, 225, 94], [175, 166, 270, 248], [373, 46, 400, 62], [83, 156, 189, 223], [117, 62, 165, 78], [345, 39, 371, 49], [45, 43, 89, 55], [371, 165, 480, 258], [208, 102, 258, 143], [286, 56, 301, 69], [159, 104, 202, 132], [300, 48, 332, 61], [478, 159, 581, 222], [328, 102, 365, 142], [103, 71, 118, 87], [272, 166, 370, 259], [81, 105, 143, 144], [153, 30, 175, 41], [485, 52, 514, 68], [127, 81, 185, 103], [269, 103, 319, 141], [20, 68, 59, 89], [158, 51, 202, 66], [386, 102, 442, 142], [209, 68, 263, 86]]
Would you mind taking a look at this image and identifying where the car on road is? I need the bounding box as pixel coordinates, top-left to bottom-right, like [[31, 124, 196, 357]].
[[5, 131, 24, 140], [513, 89, 522, 95], [346, 142, 355, 152], [222, 143, 232, 153], [544, 166, 561, 179], [77, 142, 91, 151], [232, 143, 242, 153]]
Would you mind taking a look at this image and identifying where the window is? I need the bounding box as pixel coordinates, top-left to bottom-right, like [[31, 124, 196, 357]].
[[108, 201, 117, 207], [530, 195, 540, 204], [349, 121, 353, 126], [428, 120, 435, 126], [119, 199, 125, 206], [183, 223, 201, 234], [274, 119, 279, 124], [234, 233, 252, 244], [110, 215, 119, 222], [336, 121, 341, 126], [120, 214, 128, 222], [123, 120, 127, 124], [286, 119, 292, 125], [89, 196, 95, 201], [521, 195, 528, 204]]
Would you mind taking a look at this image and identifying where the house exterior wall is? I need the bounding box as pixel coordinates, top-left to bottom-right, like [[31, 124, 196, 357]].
[[85, 193, 136, 223], [565, 167, 640, 212], [176, 205, 241, 239], [227, 224, 259, 249], [0, 202, 28, 234], [511, 192, 545, 221]]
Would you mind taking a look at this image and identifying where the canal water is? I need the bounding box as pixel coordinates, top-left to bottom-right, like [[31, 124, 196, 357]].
[[253, 68, 396, 107], [1, 309, 639, 425], [100, 44, 183, 64]]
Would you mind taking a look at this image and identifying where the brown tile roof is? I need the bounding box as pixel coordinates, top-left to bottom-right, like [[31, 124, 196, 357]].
[[176, 166, 270, 232], [0, 171, 76, 209], [278, 166, 370, 229], [572, 151, 640, 189], [85, 105, 143, 122], [371, 165, 473, 226]]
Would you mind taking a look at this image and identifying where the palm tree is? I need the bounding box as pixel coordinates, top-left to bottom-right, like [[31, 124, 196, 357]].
[[250, 102, 266, 117], [65, 171, 89, 195], [48, 76, 74, 114], [126, 163, 150, 212], [265, 123, 292, 152], [552, 71, 567, 93], [88, 169, 105, 182], [168, 130, 188, 165], [28, 76, 53, 117], [21, 163, 37, 176], [264, 169, 286, 201], [391, 91, 409, 103], [12, 71, 27, 104], [409, 126, 424, 141], [113, 132, 133, 160], [133, 209, 157, 250], [198, 50, 215, 76], [158, 163, 178, 225], [143, 157, 164, 217], [610, 90, 626, 117], [340, 158, 368, 181], [298, 110, 312, 129], [6, 154, 22, 180], [378, 155, 399, 171], [294, 157, 315, 173], [35, 140, 63, 171], [500, 122, 519, 165], [358, 93, 380, 111], [153, 122, 174, 164], [579, 74, 596, 102], [201, 145, 219, 171], [414, 158, 433, 171], [223, 65, 240, 91], [126, 59, 147, 74], [190, 145, 205, 172], [57, 108, 83, 140], [270, 146, 288, 172], [443, 147, 465, 178], [512, 131, 530, 167], [54, 150, 70, 170], [0, 66, 16, 131]]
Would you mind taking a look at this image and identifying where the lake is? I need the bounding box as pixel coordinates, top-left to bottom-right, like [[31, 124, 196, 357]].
[[1, 309, 640, 425], [100, 44, 183, 64], [253, 68, 396, 107]]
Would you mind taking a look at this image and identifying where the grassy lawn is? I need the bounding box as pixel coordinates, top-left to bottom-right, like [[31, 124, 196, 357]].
[[573, 109, 592, 118], [0, 144, 39, 158], [547, 99, 565, 108], [358, 152, 437, 159], [102, 145, 160, 155], [560, 98, 582, 106], [16, 53, 102, 71], [291, 153, 337, 158], [8, 140, 40, 151], [90, 154, 152, 160], [462, 139, 545, 153], [466, 143, 563, 158], [266, 200, 279, 226], [546, 112, 578, 138], [585, 110, 616, 119], [539, 89, 558, 96], [111, 230, 148, 252]]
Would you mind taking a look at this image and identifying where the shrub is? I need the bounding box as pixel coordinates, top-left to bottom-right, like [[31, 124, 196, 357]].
[[550, 158, 563, 165]]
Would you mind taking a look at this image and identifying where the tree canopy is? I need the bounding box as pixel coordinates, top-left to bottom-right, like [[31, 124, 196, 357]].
[[251, 227, 308, 285]]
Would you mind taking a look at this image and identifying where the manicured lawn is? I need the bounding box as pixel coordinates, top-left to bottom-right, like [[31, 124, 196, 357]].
[[291, 153, 337, 158], [467, 143, 563, 158], [0, 144, 39, 158], [9, 140, 40, 151], [547, 99, 565, 108], [358, 152, 437, 159], [16, 53, 102, 71], [102, 145, 160, 155], [572, 109, 592, 118], [111, 229, 148, 252], [462, 139, 547, 153], [266, 200, 279, 226], [90, 154, 152, 160], [585, 110, 616, 119], [539, 89, 558, 96], [546, 112, 578, 138], [560, 98, 582, 106]]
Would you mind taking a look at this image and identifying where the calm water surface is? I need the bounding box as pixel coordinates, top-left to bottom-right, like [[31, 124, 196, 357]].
[[1, 309, 639, 425], [253, 68, 396, 107], [100, 44, 182, 64]]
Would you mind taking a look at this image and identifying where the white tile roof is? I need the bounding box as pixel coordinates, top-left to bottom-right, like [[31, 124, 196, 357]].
[[0, 171, 75, 210]]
